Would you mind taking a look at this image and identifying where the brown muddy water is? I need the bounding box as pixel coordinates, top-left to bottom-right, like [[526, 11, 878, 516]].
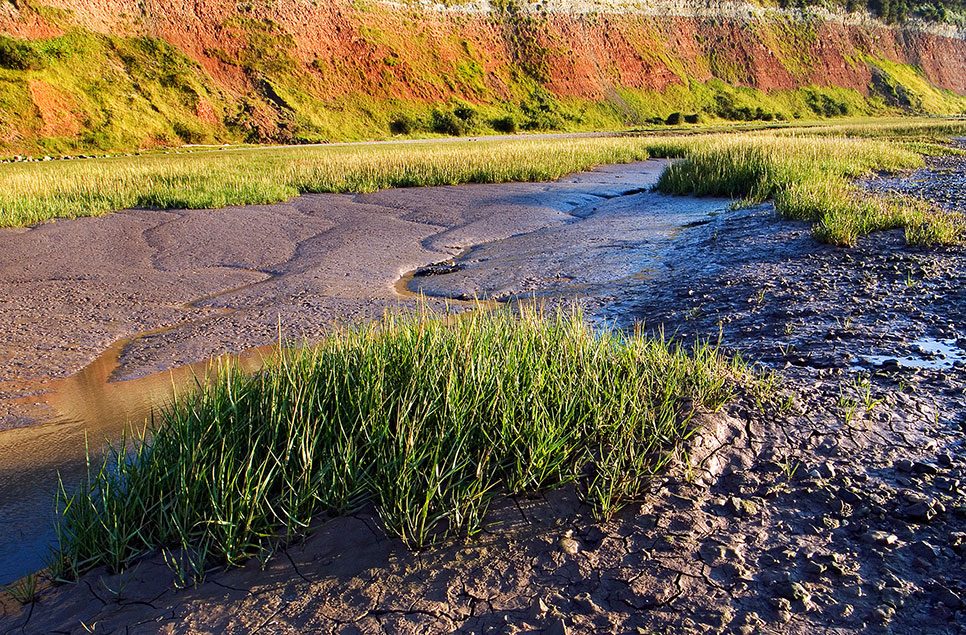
[[0, 161, 728, 584], [0, 338, 275, 585]]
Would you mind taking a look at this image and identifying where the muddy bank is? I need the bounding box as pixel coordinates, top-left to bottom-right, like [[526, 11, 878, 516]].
[[4, 164, 966, 632], [3, 158, 966, 633], [864, 151, 966, 215], [0, 160, 675, 402], [0, 159, 729, 586]]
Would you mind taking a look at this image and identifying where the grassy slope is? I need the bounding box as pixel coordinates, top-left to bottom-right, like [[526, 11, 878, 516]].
[[1, 4, 965, 155], [0, 31, 229, 153]]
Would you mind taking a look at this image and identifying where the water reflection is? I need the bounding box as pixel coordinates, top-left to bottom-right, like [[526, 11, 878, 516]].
[[0, 339, 272, 584]]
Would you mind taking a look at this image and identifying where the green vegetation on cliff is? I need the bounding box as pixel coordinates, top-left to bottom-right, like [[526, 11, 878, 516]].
[[775, 0, 966, 25], [1, 0, 965, 155], [0, 30, 227, 153]]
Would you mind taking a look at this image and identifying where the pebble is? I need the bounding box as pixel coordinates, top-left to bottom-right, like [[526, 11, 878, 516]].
[[728, 496, 759, 516], [910, 540, 940, 559], [912, 461, 940, 475], [557, 530, 579, 556], [804, 561, 826, 576], [814, 461, 836, 480], [871, 605, 895, 625], [865, 530, 899, 547], [774, 580, 811, 603], [532, 596, 550, 617], [572, 592, 600, 614], [932, 585, 965, 610]]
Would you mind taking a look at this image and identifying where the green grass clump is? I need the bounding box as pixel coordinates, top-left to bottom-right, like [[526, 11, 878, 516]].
[[655, 132, 966, 246], [52, 306, 739, 580]]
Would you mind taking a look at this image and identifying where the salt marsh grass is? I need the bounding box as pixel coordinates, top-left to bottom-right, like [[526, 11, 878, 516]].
[[1, 119, 962, 239], [655, 132, 966, 245], [52, 306, 740, 581], [786, 118, 966, 140], [0, 137, 653, 227]]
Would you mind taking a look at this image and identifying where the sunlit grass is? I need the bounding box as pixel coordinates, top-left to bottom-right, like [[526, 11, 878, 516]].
[[51, 305, 741, 581], [0, 137, 654, 227], [783, 117, 966, 140], [655, 131, 966, 246], [1, 118, 964, 243]]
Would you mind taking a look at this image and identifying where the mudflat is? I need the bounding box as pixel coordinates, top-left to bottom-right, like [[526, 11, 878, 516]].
[[0, 159, 730, 586], [0, 161, 678, 405], [3, 157, 966, 634]]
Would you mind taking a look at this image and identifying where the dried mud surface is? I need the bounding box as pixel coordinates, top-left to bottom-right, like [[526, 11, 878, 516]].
[[0, 161, 671, 418], [3, 164, 966, 634], [865, 152, 966, 214]]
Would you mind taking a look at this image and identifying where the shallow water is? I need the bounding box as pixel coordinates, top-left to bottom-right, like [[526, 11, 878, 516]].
[[403, 191, 723, 303], [0, 342, 272, 584], [862, 337, 966, 370]]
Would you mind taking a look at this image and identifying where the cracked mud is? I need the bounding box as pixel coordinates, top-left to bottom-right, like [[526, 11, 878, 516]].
[[2, 159, 966, 634]]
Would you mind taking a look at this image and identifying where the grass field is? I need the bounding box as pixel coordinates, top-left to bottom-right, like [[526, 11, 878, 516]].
[[1, 118, 965, 245], [0, 136, 652, 227], [654, 131, 966, 245], [52, 306, 742, 581]]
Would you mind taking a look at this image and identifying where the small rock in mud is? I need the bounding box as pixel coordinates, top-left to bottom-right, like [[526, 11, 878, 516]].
[[414, 260, 462, 277], [557, 530, 579, 556]]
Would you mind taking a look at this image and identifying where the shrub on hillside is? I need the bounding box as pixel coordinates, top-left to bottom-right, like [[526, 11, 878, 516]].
[[390, 115, 419, 135], [432, 110, 468, 136], [805, 92, 851, 117], [713, 93, 783, 122], [492, 115, 519, 133], [453, 104, 478, 123], [665, 112, 685, 125], [0, 35, 43, 70], [521, 86, 571, 131]]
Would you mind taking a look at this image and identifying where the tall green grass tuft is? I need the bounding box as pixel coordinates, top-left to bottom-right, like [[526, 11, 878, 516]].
[[52, 306, 739, 581], [655, 133, 965, 246]]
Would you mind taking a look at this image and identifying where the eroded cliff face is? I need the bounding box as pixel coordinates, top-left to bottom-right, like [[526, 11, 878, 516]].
[[0, 0, 964, 152]]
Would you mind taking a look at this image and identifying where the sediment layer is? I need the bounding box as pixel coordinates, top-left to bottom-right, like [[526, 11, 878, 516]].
[[1, 0, 965, 151]]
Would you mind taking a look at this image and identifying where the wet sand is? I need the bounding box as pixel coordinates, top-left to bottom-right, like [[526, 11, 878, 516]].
[[0, 159, 728, 584]]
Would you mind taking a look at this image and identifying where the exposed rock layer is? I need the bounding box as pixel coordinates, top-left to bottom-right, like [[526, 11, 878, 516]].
[[1, 0, 965, 151]]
